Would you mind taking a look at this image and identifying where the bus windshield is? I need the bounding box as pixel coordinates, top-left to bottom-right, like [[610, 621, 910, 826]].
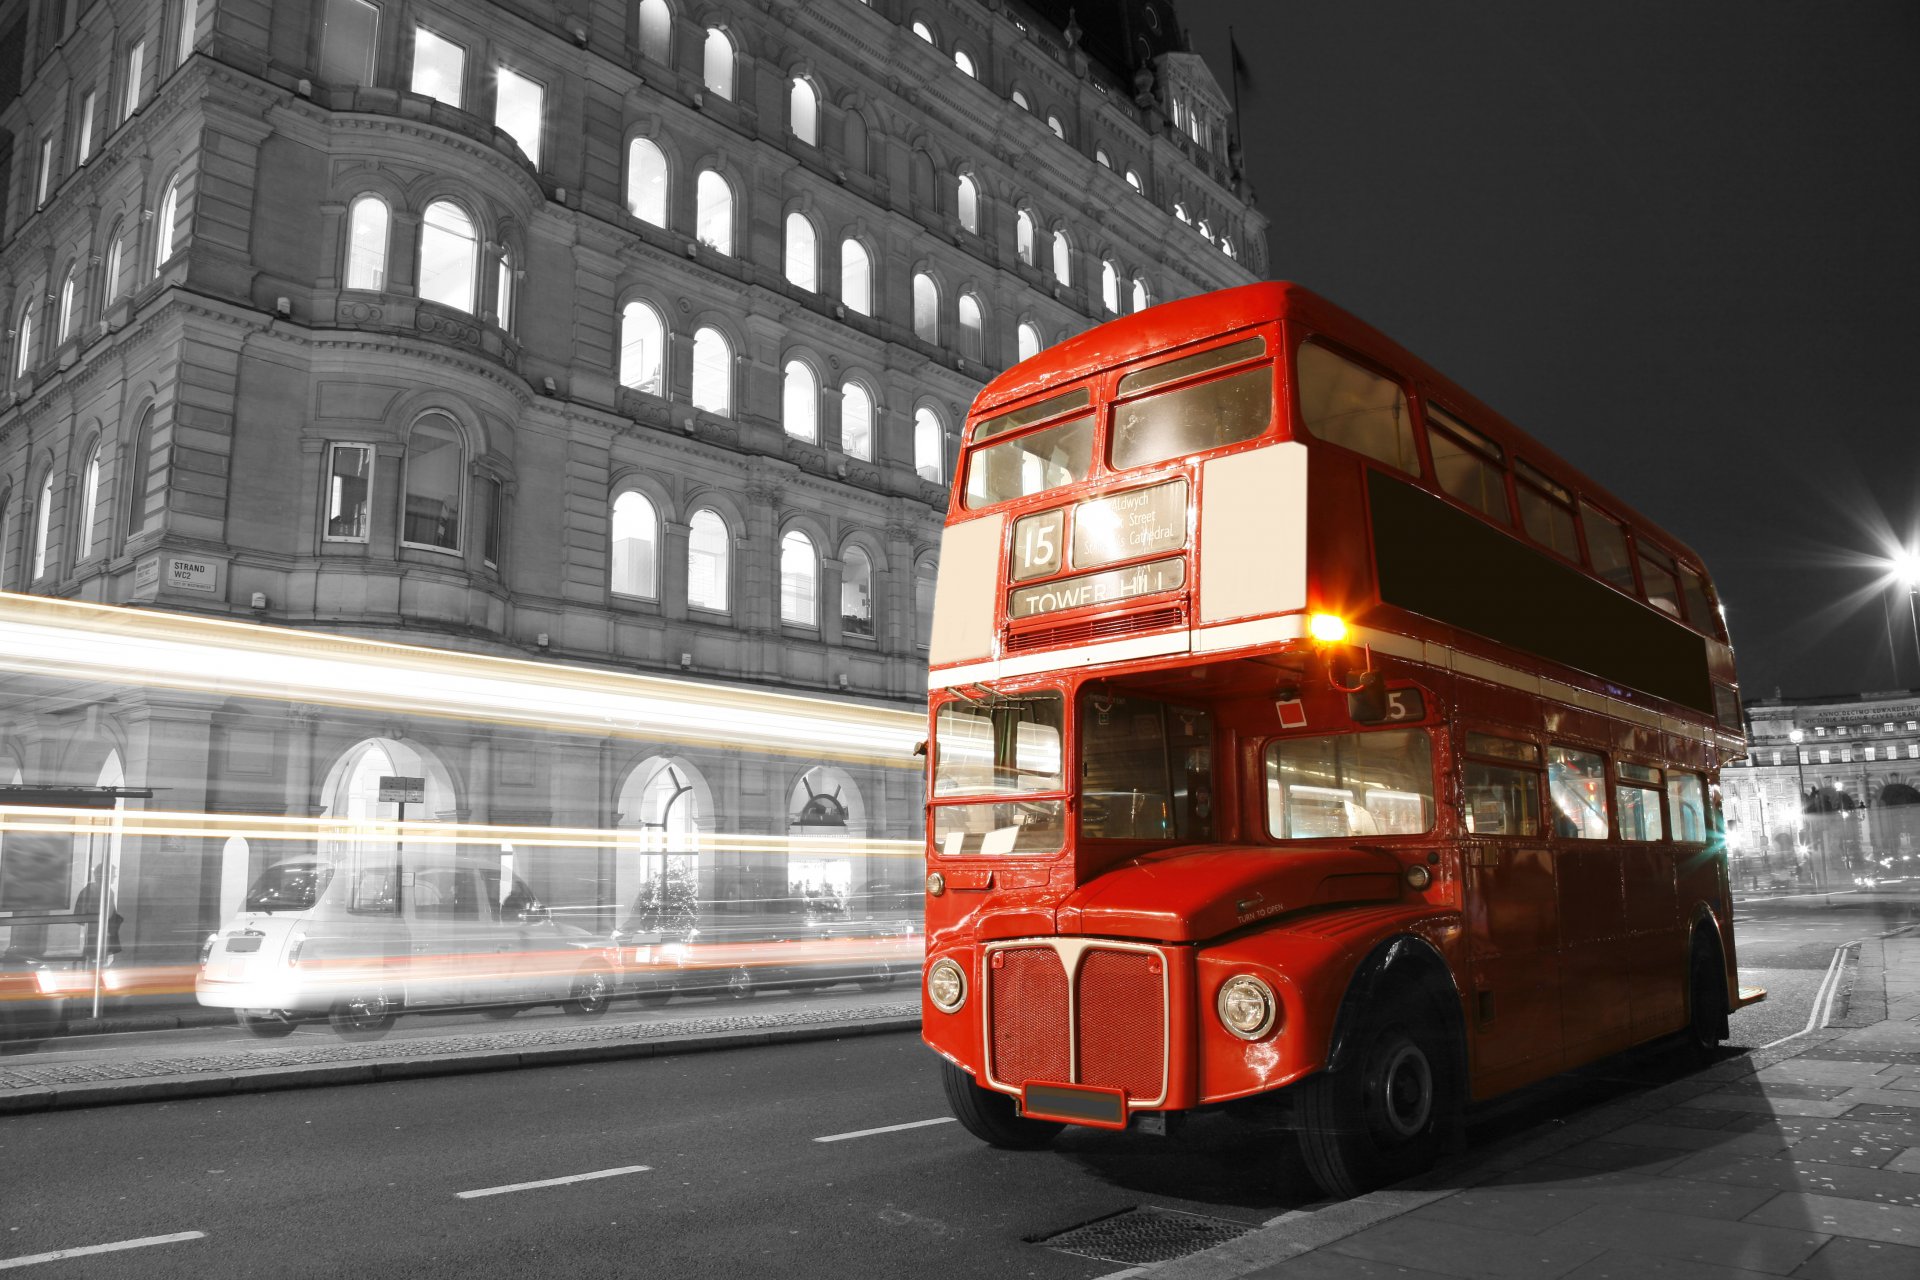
[[1079, 690, 1213, 840], [1264, 730, 1434, 839], [930, 693, 1066, 857]]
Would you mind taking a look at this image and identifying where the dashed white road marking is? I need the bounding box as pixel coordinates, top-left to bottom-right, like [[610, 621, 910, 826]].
[[0, 1231, 206, 1270], [456, 1165, 651, 1198], [814, 1117, 956, 1143]]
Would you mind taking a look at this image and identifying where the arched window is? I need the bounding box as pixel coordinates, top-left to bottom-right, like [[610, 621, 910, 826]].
[[912, 272, 938, 343], [779, 530, 817, 626], [1100, 260, 1120, 314], [345, 194, 389, 290], [954, 49, 976, 78], [619, 300, 666, 395], [840, 544, 873, 636], [844, 109, 867, 174], [626, 138, 668, 226], [1017, 321, 1042, 362], [1223, 238, 1238, 261], [12, 300, 32, 378], [401, 412, 463, 551], [840, 238, 872, 315], [104, 230, 124, 307], [840, 381, 873, 460], [695, 169, 732, 254], [956, 173, 979, 234], [1131, 276, 1150, 314], [914, 406, 944, 484], [1198, 218, 1215, 244], [1047, 114, 1066, 140], [153, 177, 183, 276], [637, 0, 672, 65], [610, 490, 659, 599], [784, 212, 818, 291], [957, 293, 984, 363], [911, 21, 934, 44], [57, 269, 77, 344], [125, 407, 153, 537], [914, 556, 937, 649], [418, 199, 477, 312], [1050, 229, 1072, 286], [1174, 201, 1190, 225], [495, 245, 516, 331], [1015, 209, 1036, 265], [702, 28, 734, 99], [31, 472, 53, 580], [910, 150, 935, 209], [77, 443, 101, 560], [690, 326, 730, 414], [686, 508, 729, 612], [782, 359, 818, 442], [1125, 168, 1143, 193], [789, 78, 818, 146], [1011, 89, 1029, 112], [1096, 146, 1112, 168]]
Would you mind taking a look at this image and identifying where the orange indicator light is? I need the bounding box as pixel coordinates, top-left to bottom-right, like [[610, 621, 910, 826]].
[[1307, 613, 1348, 643]]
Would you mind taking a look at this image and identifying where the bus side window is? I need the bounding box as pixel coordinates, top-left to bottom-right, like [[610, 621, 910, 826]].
[[1667, 771, 1708, 842], [1546, 745, 1609, 839], [1296, 341, 1418, 476], [1461, 730, 1540, 837], [1579, 502, 1636, 594]]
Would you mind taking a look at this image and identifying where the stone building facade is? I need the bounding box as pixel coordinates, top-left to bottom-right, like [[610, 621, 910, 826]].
[[0, 0, 1263, 958]]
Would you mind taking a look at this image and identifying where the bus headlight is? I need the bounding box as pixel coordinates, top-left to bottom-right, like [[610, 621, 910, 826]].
[[1217, 974, 1278, 1040], [927, 958, 967, 1013]]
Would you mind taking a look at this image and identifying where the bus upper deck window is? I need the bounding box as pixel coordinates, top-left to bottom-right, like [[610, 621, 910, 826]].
[[1297, 341, 1418, 475], [1515, 460, 1580, 561], [1580, 502, 1636, 594], [964, 416, 1095, 508], [1677, 563, 1724, 639], [1426, 406, 1511, 525], [1637, 544, 1682, 618], [1111, 364, 1273, 471]]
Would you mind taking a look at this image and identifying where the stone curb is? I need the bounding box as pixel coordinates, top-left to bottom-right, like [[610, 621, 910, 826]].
[[0, 1014, 922, 1115]]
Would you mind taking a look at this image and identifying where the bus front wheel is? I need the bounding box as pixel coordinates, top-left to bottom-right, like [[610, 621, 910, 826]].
[[941, 1061, 1063, 1150], [1296, 1002, 1454, 1198]]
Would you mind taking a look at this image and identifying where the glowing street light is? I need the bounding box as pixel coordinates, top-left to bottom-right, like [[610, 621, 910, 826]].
[[1898, 547, 1920, 680]]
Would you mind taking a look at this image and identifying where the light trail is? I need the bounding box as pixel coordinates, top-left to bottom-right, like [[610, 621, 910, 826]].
[[0, 593, 924, 767]]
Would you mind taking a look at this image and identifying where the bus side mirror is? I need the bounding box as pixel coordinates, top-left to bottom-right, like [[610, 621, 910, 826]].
[[1346, 672, 1388, 724]]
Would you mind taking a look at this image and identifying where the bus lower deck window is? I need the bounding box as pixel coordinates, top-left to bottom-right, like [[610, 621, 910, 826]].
[[1264, 729, 1434, 840]]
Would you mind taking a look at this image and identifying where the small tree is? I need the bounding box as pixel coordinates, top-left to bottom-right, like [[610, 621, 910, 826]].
[[628, 858, 699, 937]]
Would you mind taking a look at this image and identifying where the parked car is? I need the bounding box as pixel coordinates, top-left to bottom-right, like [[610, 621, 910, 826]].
[[196, 857, 615, 1040]]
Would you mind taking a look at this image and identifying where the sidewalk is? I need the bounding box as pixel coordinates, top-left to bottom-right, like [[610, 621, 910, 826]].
[[1155, 932, 1920, 1280]]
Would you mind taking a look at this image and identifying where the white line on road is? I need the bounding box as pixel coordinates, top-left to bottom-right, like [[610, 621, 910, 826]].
[[1758, 942, 1853, 1050], [0, 1231, 206, 1270], [813, 1117, 956, 1143], [456, 1165, 651, 1199]]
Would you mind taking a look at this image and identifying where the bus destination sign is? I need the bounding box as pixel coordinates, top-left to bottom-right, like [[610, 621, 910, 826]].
[[1008, 557, 1185, 620], [1071, 479, 1188, 570]]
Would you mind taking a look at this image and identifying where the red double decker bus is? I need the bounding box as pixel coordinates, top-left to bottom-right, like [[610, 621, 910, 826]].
[[920, 282, 1763, 1196]]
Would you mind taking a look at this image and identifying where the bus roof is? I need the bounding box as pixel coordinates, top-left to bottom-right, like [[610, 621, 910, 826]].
[[972, 281, 1709, 575]]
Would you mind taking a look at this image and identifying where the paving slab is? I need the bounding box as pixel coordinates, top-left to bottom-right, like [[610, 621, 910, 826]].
[[1790, 1234, 1920, 1279], [1745, 1190, 1920, 1247], [1537, 1202, 1828, 1275], [1666, 1151, 1920, 1208]]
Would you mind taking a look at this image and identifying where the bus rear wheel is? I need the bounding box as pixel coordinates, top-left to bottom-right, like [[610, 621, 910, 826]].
[[1296, 1002, 1454, 1199], [940, 1061, 1063, 1151], [1685, 931, 1730, 1063]]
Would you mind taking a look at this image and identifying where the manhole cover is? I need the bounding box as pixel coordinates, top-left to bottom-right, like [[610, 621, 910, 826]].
[[1036, 1206, 1254, 1265]]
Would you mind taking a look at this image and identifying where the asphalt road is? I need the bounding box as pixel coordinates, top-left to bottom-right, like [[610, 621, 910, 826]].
[[3, 890, 1914, 1279]]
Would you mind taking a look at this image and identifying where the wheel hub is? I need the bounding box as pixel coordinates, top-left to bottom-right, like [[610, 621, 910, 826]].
[[1378, 1042, 1433, 1137]]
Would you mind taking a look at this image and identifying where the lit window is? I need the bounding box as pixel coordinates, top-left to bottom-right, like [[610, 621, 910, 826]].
[[690, 326, 731, 414], [1125, 168, 1142, 193], [1016, 209, 1036, 265], [840, 382, 873, 460], [1100, 261, 1119, 313], [1198, 219, 1214, 243], [494, 246, 515, 330], [695, 170, 732, 254], [36, 137, 53, 207], [1050, 229, 1071, 286], [177, 0, 200, 64], [914, 406, 944, 484], [481, 476, 502, 567], [790, 78, 818, 145], [610, 490, 659, 599], [495, 66, 544, 168], [703, 29, 735, 99], [840, 545, 873, 637], [627, 138, 668, 226], [957, 174, 979, 234], [325, 443, 373, 541], [780, 530, 817, 625], [77, 92, 96, 165], [784, 213, 818, 291], [1096, 147, 1111, 168], [954, 50, 975, 78], [402, 413, 463, 551], [125, 408, 153, 535], [411, 27, 465, 107], [619, 301, 666, 395], [32, 473, 53, 579], [1017, 321, 1041, 362], [1047, 113, 1065, 140], [912, 22, 934, 44], [14, 301, 35, 378], [417, 200, 477, 311], [1174, 201, 1190, 224], [57, 270, 77, 343], [637, 0, 672, 65], [957, 294, 984, 363], [783, 360, 818, 442], [124, 41, 146, 119], [77, 444, 101, 559], [318, 0, 378, 86], [153, 177, 183, 276], [841, 239, 872, 315], [912, 273, 938, 343], [687, 508, 730, 612], [1012, 90, 1029, 111], [104, 233, 124, 306], [1223, 239, 1237, 260], [345, 194, 389, 290], [1131, 276, 1149, 313]]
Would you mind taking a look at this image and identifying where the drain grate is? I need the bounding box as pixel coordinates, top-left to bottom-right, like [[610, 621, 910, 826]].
[[1035, 1206, 1254, 1265]]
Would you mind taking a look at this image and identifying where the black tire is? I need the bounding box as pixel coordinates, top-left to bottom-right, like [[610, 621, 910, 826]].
[[329, 994, 397, 1041], [566, 971, 613, 1017], [481, 1004, 520, 1020], [940, 1060, 1064, 1150], [724, 966, 755, 1001], [634, 989, 672, 1009], [1685, 929, 1730, 1063], [1296, 1001, 1456, 1199], [237, 1008, 298, 1038]]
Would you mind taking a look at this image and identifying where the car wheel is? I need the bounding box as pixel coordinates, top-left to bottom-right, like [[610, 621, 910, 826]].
[[481, 1004, 520, 1020], [940, 1061, 1062, 1150], [329, 993, 397, 1041], [856, 973, 896, 993], [725, 966, 755, 1001], [634, 989, 672, 1009], [237, 1008, 299, 1038], [566, 971, 612, 1017], [1296, 999, 1456, 1199]]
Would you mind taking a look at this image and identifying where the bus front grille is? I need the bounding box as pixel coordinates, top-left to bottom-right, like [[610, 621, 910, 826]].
[[1076, 950, 1166, 1100], [989, 946, 1071, 1087], [986, 942, 1168, 1105]]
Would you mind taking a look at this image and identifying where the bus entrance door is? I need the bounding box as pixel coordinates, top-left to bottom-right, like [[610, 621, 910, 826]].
[[1463, 838, 1562, 1090]]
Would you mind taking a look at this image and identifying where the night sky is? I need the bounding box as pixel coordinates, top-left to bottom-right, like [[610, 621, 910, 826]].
[[1175, 1, 1920, 701]]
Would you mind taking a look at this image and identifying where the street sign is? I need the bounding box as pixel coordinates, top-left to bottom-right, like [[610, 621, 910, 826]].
[[378, 775, 426, 804]]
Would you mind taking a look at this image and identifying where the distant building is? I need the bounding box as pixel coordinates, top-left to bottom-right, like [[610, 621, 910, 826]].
[[0, 0, 1262, 958], [1722, 688, 1920, 887]]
